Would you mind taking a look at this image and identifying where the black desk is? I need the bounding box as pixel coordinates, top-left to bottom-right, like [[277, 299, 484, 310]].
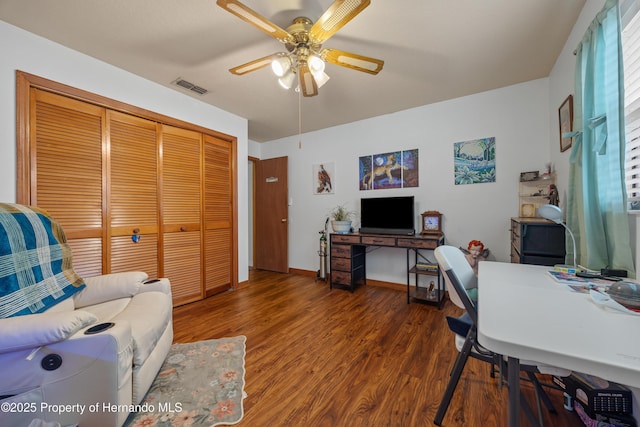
[[329, 233, 445, 307]]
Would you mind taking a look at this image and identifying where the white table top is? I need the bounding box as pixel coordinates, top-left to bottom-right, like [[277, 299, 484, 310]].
[[477, 261, 640, 389]]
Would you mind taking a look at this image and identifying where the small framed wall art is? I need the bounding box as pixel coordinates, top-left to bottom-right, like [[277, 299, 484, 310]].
[[558, 95, 573, 152], [313, 162, 334, 195]]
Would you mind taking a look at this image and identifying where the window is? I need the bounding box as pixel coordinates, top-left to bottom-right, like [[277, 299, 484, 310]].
[[622, 0, 640, 209]]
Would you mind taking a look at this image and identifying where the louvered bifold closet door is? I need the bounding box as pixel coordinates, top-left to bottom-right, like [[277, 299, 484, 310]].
[[108, 111, 159, 276], [30, 89, 104, 277], [203, 134, 233, 296], [161, 125, 203, 305]]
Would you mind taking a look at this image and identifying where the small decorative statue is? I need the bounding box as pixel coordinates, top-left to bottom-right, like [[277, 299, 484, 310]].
[[459, 240, 490, 302], [547, 184, 559, 206], [461, 240, 489, 277]]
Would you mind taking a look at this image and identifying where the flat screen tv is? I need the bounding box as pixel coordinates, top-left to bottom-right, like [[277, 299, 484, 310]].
[[359, 196, 415, 235]]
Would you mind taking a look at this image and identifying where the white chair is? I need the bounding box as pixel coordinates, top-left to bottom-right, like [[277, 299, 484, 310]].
[[433, 245, 569, 427], [0, 203, 174, 426]]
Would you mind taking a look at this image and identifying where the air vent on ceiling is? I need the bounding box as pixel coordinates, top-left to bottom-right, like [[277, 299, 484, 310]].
[[172, 78, 208, 95]]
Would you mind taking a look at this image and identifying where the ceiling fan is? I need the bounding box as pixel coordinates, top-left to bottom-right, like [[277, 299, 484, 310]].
[[216, 0, 384, 97]]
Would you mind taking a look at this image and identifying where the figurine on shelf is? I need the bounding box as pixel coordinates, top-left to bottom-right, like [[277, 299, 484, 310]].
[[460, 240, 490, 277], [547, 184, 559, 206]]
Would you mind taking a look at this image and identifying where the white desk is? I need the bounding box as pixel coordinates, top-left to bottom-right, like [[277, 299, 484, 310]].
[[477, 261, 640, 426]]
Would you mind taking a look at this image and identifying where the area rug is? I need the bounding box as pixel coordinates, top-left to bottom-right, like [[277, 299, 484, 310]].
[[125, 336, 247, 427]]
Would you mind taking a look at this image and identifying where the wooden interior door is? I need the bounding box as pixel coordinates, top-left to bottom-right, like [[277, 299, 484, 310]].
[[29, 89, 105, 277], [107, 111, 159, 277], [255, 156, 288, 273], [161, 125, 203, 305], [203, 134, 233, 296]]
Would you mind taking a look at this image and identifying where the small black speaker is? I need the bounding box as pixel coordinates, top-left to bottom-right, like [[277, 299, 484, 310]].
[[601, 268, 628, 278], [41, 354, 62, 371]]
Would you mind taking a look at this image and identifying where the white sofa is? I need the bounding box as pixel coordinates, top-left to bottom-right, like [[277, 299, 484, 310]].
[[0, 271, 173, 427]]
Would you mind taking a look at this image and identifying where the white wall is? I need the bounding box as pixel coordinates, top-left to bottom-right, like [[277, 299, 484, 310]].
[[247, 140, 262, 270], [260, 78, 551, 284], [0, 21, 250, 283], [248, 140, 262, 158], [255, 0, 639, 287]]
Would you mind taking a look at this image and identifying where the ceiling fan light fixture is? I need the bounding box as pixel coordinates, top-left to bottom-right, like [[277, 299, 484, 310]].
[[219, 0, 383, 97], [278, 69, 296, 89], [308, 54, 325, 74], [271, 55, 292, 77], [311, 70, 330, 88]]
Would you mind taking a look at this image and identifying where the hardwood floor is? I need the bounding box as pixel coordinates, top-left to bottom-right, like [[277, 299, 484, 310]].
[[172, 270, 584, 427]]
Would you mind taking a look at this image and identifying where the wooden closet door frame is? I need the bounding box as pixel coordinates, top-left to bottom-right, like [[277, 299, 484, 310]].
[[15, 71, 239, 290]]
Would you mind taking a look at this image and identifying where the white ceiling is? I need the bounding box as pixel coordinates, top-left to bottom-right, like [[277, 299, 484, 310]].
[[0, 0, 585, 142]]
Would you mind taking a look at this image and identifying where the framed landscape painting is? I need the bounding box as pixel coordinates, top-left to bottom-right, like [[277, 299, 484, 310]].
[[453, 137, 496, 185]]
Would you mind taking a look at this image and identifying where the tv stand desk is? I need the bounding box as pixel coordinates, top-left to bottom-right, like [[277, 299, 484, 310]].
[[329, 232, 445, 307]]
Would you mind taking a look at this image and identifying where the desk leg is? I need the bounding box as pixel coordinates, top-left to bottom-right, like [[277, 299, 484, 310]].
[[507, 356, 520, 427], [406, 249, 411, 304]]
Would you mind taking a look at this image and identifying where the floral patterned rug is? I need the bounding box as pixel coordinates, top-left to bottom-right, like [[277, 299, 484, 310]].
[[125, 336, 247, 427]]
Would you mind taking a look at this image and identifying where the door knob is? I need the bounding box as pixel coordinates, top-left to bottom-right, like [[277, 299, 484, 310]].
[[281, 218, 287, 223]]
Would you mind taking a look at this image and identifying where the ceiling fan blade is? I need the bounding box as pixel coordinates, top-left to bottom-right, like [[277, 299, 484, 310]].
[[323, 48, 384, 75], [309, 0, 371, 44], [299, 64, 318, 97], [229, 54, 281, 75], [216, 0, 293, 44]]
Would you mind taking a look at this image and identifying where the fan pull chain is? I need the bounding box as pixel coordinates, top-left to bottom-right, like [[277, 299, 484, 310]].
[[298, 84, 302, 149]]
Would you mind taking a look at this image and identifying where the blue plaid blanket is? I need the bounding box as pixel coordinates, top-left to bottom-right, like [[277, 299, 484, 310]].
[[0, 203, 85, 318]]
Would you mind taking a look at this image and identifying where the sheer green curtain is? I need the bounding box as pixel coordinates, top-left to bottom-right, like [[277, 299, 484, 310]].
[[567, 0, 635, 277]]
